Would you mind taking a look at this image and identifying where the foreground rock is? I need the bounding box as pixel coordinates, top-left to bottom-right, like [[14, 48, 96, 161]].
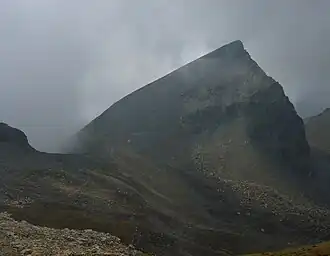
[[0, 212, 146, 256]]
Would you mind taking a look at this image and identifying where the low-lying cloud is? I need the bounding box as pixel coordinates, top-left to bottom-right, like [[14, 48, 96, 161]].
[[0, 0, 329, 152]]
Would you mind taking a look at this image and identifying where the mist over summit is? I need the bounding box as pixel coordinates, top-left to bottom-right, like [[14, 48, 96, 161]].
[[1, 1, 329, 152]]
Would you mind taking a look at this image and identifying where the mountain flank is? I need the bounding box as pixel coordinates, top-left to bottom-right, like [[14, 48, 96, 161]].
[[69, 40, 330, 254], [75, 40, 312, 195], [2, 41, 330, 256], [305, 108, 330, 154]]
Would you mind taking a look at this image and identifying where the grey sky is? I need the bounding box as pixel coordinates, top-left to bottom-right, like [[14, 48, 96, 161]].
[[0, 1, 329, 152]]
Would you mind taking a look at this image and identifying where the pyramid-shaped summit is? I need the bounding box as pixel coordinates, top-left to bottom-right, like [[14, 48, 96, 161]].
[[201, 40, 245, 58], [75, 40, 311, 187]]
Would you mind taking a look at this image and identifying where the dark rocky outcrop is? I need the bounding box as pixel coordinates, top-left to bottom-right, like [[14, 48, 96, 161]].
[[305, 108, 330, 154], [303, 108, 330, 203], [0, 123, 31, 149]]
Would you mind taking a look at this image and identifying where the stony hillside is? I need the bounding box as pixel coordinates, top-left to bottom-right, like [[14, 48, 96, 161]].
[[3, 122, 330, 255], [68, 40, 330, 254], [0, 212, 145, 256], [245, 241, 330, 256], [2, 41, 330, 256]]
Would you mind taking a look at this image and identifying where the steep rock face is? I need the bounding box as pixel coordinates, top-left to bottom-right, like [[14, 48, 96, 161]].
[[303, 109, 330, 201], [75, 40, 311, 188], [305, 108, 330, 154]]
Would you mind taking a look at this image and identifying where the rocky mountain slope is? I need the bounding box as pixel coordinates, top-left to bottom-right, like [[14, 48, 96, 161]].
[[0, 212, 145, 256], [75, 40, 312, 194], [2, 41, 330, 256], [0, 124, 172, 255], [0, 123, 32, 149], [69, 41, 330, 254], [3, 120, 330, 256], [245, 241, 330, 256]]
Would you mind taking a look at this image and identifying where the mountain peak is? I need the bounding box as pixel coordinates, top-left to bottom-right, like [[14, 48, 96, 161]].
[[217, 39, 244, 51], [76, 39, 311, 182], [203, 40, 246, 59], [323, 108, 330, 114]]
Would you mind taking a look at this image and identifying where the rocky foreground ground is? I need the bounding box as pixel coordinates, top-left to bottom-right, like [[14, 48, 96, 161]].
[[244, 241, 330, 256], [0, 212, 147, 256]]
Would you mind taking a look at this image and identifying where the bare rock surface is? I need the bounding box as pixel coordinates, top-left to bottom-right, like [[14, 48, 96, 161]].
[[0, 212, 146, 256]]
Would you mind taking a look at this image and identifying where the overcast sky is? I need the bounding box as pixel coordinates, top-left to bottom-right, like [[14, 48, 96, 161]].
[[0, 1, 329, 152]]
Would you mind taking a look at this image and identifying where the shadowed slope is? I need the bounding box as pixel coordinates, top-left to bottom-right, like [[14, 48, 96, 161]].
[[2, 41, 330, 256]]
